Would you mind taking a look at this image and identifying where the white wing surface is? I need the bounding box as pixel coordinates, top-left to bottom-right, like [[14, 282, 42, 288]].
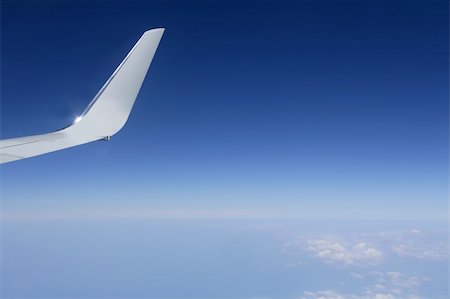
[[0, 28, 164, 164]]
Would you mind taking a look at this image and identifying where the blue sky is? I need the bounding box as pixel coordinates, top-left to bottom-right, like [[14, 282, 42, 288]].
[[1, 0, 448, 298], [1, 0, 448, 220]]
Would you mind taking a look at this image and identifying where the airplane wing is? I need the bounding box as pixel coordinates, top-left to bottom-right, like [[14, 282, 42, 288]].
[[0, 28, 164, 164]]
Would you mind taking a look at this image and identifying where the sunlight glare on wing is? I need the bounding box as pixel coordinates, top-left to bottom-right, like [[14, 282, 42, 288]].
[[74, 116, 82, 124]]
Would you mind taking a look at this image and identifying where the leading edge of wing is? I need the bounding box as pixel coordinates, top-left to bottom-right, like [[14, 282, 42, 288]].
[[0, 28, 164, 165]]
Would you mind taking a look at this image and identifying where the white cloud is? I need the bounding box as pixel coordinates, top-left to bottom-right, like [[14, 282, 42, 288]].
[[301, 289, 404, 299], [302, 289, 347, 299], [371, 271, 422, 290], [391, 242, 447, 260], [301, 271, 425, 299], [286, 236, 383, 266], [285, 229, 448, 268], [376, 230, 448, 260], [287, 229, 446, 298]]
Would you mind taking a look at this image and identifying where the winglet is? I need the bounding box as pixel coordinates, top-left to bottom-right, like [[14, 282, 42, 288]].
[[67, 28, 165, 138], [0, 28, 164, 164]]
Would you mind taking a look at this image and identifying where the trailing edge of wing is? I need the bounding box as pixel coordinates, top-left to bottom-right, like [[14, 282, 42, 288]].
[[0, 28, 164, 164]]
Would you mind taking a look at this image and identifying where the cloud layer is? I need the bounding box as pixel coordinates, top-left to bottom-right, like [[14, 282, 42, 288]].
[[285, 229, 448, 267], [301, 271, 425, 299], [291, 237, 383, 266], [285, 229, 448, 298]]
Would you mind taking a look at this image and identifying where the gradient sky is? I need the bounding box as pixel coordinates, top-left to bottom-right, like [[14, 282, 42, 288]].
[[0, 1, 449, 298], [1, 0, 448, 221], [1, 1, 449, 218]]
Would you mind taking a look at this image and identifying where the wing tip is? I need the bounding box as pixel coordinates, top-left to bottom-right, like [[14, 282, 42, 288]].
[[144, 28, 165, 35]]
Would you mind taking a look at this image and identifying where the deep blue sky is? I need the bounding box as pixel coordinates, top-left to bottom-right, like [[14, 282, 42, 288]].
[[1, 0, 448, 220]]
